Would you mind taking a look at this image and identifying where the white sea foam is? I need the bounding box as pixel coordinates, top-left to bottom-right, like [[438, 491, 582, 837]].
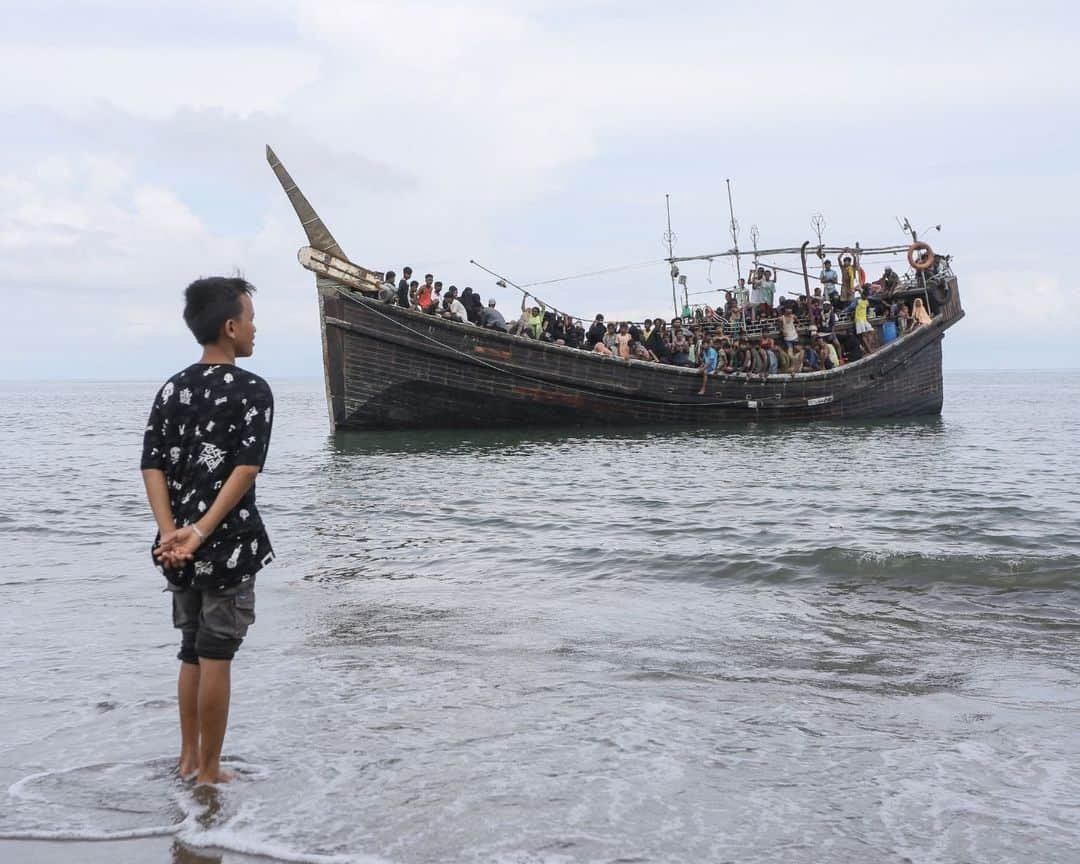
[[0, 825, 178, 841]]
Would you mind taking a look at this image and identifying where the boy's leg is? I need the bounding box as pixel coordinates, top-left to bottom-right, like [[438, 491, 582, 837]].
[[192, 579, 255, 784], [178, 662, 200, 777], [196, 658, 233, 784], [170, 585, 202, 777]]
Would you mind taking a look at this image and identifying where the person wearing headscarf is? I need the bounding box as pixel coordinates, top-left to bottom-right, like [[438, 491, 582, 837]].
[[911, 297, 933, 327]]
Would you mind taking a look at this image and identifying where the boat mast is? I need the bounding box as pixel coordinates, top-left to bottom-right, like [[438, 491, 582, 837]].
[[726, 178, 741, 284], [664, 194, 679, 317]]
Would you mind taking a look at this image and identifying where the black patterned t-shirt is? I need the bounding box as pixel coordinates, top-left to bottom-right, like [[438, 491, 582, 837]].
[[140, 363, 274, 589]]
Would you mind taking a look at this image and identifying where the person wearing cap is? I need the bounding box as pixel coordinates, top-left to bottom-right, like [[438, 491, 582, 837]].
[[479, 298, 507, 331]]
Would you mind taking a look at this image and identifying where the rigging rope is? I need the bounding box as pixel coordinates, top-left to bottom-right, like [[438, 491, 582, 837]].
[[519, 258, 667, 288]]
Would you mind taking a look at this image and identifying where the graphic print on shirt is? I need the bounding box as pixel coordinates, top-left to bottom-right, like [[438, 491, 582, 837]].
[[141, 363, 275, 588], [196, 442, 227, 473]]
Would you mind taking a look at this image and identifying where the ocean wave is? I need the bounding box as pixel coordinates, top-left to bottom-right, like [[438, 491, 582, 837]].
[[0, 826, 177, 841], [774, 547, 1080, 587]]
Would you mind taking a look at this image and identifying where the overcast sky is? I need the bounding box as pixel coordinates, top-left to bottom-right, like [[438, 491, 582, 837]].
[[2, 0, 1077, 379]]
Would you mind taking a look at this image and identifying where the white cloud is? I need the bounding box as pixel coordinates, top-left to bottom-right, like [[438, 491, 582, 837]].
[[0, 0, 1076, 375], [0, 44, 320, 118]]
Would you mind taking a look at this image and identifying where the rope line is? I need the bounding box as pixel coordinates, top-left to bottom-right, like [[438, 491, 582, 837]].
[[519, 258, 668, 289]]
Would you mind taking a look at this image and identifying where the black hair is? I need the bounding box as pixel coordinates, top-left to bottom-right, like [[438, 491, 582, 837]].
[[183, 276, 255, 345]]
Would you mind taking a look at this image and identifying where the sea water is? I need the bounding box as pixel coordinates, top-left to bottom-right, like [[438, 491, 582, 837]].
[[1, 372, 1078, 863]]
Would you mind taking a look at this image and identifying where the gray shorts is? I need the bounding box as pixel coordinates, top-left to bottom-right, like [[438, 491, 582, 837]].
[[167, 578, 256, 663]]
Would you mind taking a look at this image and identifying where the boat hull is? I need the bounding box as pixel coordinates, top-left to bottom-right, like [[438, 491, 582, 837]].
[[318, 287, 956, 430]]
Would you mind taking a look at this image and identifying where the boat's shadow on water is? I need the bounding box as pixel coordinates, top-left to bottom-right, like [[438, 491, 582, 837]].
[[327, 415, 947, 456]]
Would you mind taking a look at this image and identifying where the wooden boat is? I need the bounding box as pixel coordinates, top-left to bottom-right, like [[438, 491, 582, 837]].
[[267, 146, 964, 430]]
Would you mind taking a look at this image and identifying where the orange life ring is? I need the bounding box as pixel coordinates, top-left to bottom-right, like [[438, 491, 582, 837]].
[[908, 242, 935, 271]]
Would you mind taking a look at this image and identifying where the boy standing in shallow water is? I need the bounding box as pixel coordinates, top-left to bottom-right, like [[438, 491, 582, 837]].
[[140, 277, 274, 785]]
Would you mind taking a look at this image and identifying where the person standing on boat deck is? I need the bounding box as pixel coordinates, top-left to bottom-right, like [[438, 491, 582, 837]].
[[820, 260, 839, 295], [415, 274, 433, 309], [759, 270, 777, 310], [397, 267, 412, 308], [779, 307, 798, 351], [845, 291, 875, 355], [141, 277, 273, 786], [748, 268, 766, 319], [839, 256, 858, 302], [417, 278, 434, 312], [734, 277, 749, 312]]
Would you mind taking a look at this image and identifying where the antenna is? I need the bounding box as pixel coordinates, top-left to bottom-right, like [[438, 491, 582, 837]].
[[664, 194, 679, 317], [726, 179, 741, 283]]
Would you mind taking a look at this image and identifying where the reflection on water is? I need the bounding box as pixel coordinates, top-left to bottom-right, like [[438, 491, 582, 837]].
[[329, 415, 949, 456]]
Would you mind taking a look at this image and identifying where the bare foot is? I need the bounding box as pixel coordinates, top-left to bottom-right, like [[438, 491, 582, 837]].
[[178, 757, 199, 780], [196, 768, 235, 785], [697, 389, 706, 396]]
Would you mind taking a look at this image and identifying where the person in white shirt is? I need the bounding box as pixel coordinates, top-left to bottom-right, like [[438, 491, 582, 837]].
[[446, 295, 472, 324]]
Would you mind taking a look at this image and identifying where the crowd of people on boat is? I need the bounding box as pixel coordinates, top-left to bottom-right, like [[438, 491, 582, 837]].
[[376, 259, 936, 379]]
